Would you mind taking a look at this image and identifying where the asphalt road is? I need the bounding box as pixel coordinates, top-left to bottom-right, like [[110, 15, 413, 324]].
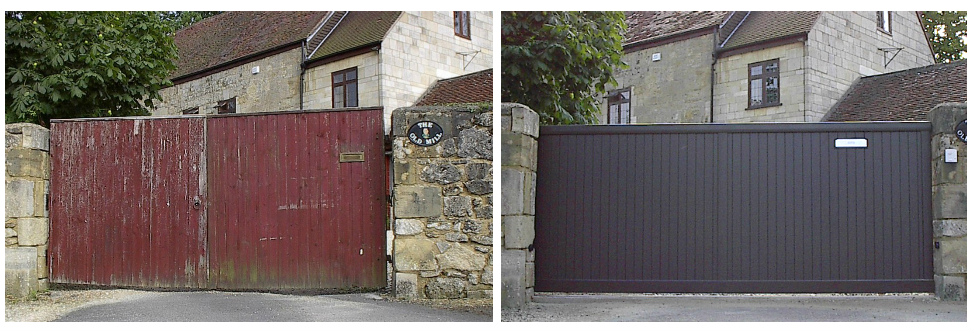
[[54, 291, 490, 322], [502, 293, 967, 322]]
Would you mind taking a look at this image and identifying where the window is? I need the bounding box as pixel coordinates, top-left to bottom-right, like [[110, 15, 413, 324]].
[[216, 97, 236, 114], [181, 106, 199, 115], [332, 67, 358, 108], [607, 88, 631, 124], [454, 11, 470, 39], [877, 11, 892, 34], [747, 59, 780, 109]]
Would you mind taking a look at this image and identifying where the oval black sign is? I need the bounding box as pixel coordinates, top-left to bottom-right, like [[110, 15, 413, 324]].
[[956, 119, 966, 143], [408, 121, 444, 147]]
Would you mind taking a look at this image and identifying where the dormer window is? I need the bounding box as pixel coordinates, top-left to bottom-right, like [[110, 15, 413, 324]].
[[454, 11, 471, 39], [877, 11, 892, 34]]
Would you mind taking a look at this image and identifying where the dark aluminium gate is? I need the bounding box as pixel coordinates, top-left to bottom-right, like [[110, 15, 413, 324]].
[[49, 108, 386, 290], [535, 122, 933, 293]]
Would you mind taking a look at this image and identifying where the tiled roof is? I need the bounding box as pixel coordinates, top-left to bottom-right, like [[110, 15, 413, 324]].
[[307, 11, 400, 61], [623, 11, 731, 46], [824, 60, 967, 121], [172, 12, 327, 79], [414, 69, 493, 106], [719, 11, 821, 50]]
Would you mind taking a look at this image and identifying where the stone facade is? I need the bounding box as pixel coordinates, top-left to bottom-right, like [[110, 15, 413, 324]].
[[713, 42, 806, 122], [602, 34, 714, 124], [155, 48, 303, 116], [303, 52, 382, 111], [378, 11, 493, 133], [804, 11, 934, 121], [929, 103, 967, 301], [605, 11, 934, 124], [5, 123, 51, 297], [500, 103, 538, 309], [390, 105, 493, 300], [154, 11, 493, 134]]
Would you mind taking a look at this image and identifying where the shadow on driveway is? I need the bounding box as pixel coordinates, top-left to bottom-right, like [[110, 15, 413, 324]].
[[55, 291, 490, 322], [502, 293, 966, 322]]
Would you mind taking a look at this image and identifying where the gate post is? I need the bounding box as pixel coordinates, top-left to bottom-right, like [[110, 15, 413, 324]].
[[500, 103, 538, 309], [5, 123, 51, 297], [389, 105, 493, 300], [929, 102, 967, 301]]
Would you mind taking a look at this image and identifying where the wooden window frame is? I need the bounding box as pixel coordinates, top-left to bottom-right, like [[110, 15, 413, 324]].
[[216, 97, 236, 114], [877, 11, 892, 35], [454, 11, 471, 39], [607, 88, 632, 124], [331, 67, 358, 108], [747, 59, 781, 110]]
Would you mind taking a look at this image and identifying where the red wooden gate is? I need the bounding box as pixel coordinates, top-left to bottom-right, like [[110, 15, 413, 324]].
[[49, 109, 386, 290], [206, 110, 386, 289], [50, 117, 208, 288]]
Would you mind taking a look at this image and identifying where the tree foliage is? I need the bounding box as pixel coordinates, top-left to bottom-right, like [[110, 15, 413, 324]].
[[5, 11, 179, 126], [921, 11, 967, 63], [502, 11, 627, 125]]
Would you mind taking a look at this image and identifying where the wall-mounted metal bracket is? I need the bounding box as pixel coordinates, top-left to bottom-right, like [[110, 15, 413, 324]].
[[879, 47, 903, 68]]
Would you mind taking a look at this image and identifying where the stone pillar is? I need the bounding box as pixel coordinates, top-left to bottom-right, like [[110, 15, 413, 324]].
[[390, 105, 493, 300], [5, 123, 51, 297], [500, 103, 538, 309], [929, 103, 967, 301]]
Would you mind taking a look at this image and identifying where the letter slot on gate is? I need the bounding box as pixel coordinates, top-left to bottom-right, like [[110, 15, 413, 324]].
[[340, 152, 365, 162], [835, 138, 868, 148]]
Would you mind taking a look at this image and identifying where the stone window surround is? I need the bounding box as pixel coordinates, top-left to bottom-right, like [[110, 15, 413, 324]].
[[747, 58, 781, 110], [454, 11, 471, 39], [331, 67, 358, 108], [607, 87, 632, 124]]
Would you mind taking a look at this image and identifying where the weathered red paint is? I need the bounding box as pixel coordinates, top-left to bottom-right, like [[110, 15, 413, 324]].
[[206, 109, 386, 289], [50, 117, 208, 288], [49, 109, 386, 291]]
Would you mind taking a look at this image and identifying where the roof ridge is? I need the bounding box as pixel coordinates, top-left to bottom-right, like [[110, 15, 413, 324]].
[[861, 59, 967, 79], [435, 68, 493, 83]]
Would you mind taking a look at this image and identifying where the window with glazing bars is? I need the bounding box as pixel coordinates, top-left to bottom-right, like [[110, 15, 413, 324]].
[[332, 67, 358, 108], [748, 59, 780, 109], [607, 88, 631, 124]]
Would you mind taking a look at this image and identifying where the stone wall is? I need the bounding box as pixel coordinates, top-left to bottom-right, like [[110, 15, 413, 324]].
[[389, 105, 493, 300], [601, 34, 715, 124], [499, 103, 538, 309], [154, 47, 303, 116], [5, 123, 51, 297], [806, 11, 934, 121], [929, 103, 967, 301]]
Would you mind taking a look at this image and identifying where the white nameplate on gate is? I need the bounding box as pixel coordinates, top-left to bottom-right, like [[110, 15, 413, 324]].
[[835, 138, 868, 148]]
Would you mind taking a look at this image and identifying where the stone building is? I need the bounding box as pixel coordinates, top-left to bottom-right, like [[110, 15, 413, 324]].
[[153, 11, 493, 133], [601, 11, 935, 124]]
